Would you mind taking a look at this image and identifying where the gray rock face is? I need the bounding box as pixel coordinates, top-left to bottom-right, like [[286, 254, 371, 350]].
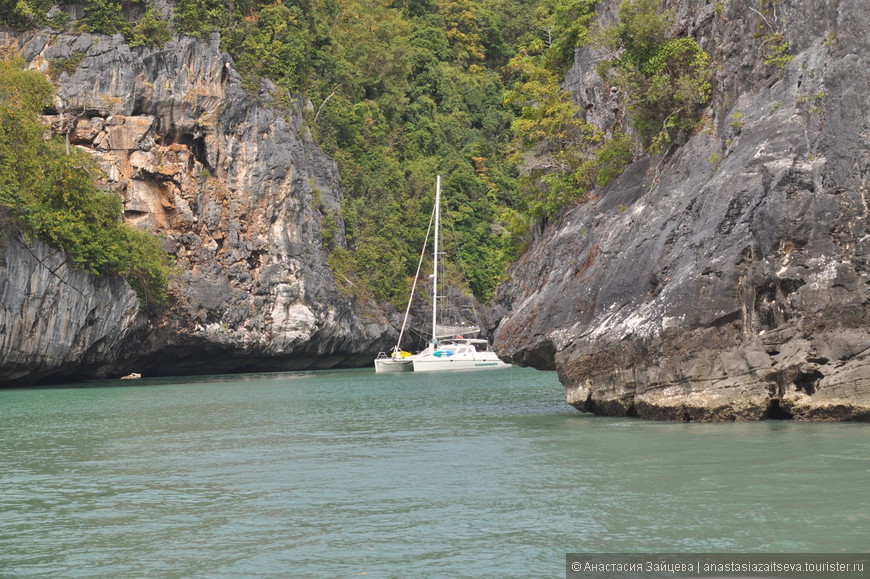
[[0, 31, 396, 383], [0, 223, 143, 384], [495, 0, 870, 420]]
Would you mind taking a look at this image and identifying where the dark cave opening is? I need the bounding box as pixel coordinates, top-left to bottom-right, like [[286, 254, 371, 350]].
[[766, 398, 794, 420]]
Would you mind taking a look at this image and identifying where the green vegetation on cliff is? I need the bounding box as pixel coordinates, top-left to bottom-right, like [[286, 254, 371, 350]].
[[0, 60, 171, 312], [504, 0, 710, 222], [0, 0, 711, 307], [504, 0, 626, 223], [595, 0, 711, 152]]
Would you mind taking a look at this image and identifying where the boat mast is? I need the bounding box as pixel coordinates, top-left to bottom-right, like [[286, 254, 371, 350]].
[[432, 175, 441, 344]]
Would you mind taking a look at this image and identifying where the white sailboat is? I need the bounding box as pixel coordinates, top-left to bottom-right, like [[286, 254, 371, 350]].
[[411, 176, 511, 373], [374, 175, 510, 373]]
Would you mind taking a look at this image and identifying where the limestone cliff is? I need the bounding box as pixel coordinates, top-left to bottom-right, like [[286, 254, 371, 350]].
[[0, 31, 396, 384], [495, 0, 870, 420]]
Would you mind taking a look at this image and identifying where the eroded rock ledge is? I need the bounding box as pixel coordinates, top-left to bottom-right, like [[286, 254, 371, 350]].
[[494, 0, 870, 421]]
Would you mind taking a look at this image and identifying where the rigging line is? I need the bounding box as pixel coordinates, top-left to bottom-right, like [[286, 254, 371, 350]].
[[394, 198, 437, 351]]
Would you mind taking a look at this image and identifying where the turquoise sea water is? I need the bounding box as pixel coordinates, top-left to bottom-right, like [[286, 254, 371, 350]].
[[1, 367, 868, 578]]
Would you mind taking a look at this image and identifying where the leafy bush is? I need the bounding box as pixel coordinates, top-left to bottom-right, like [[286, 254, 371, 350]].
[[596, 0, 712, 152], [48, 51, 86, 80], [128, 7, 173, 48], [221, 2, 310, 92], [505, 0, 634, 221], [592, 131, 633, 187], [82, 0, 131, 37], [0, 0, 63, 29], [763, 32, 792, 69], [173, 0, 225, 39]]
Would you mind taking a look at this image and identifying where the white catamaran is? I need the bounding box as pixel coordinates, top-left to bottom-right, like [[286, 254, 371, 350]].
[[373, 176, 511, 373]]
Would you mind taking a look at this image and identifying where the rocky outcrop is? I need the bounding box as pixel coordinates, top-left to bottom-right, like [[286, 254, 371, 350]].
[[0, 221, 143, 384], [495, 0, 870, 420], [0, 31, 397, 383]]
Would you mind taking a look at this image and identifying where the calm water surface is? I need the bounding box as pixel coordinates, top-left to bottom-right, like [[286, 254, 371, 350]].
[[1, 368, 868, 577]]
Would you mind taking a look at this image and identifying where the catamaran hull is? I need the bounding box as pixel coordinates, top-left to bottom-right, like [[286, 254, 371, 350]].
[[412, 356, 511, 372], [374, 358, 414, 373]]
